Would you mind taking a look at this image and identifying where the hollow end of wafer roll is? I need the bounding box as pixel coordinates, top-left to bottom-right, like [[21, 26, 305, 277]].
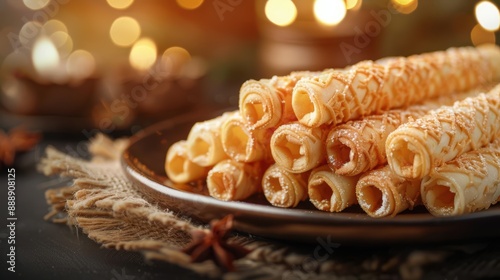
[[357, 167, 421, 217], [421, 176, 460, 216], [356, 180, 396, 218], [308, 166, 359, 212], [262, 165, 308, 208], [239, 81, 281, 129], [221, 117, 262, 162], [207, 160, 261, 201], [386, 134, 431, 179], [165, 141, 208, 184], [271, 124, 324, 173], [187, 135, 217, 166], [327, 133, 368, 176]]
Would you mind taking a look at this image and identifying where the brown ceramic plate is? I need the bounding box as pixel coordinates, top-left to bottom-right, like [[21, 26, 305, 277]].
[[121, 109, 500, 244]]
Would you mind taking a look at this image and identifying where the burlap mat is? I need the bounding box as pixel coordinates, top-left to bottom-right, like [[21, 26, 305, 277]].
[[39, 134, 500, 280]]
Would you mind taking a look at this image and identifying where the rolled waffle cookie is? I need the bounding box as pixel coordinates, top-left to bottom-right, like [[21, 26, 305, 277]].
[[356, 165, 421, 218], [386, 84, 500, 179], [327, 106, 429, 176], [421, 140, 500, 216], [186, 111, 236, 166], [270, 122, 330, 173], [262, 163, 310, 208], [221, 112, 273, 163], [207, 159, 265, 201], [239, 71, 322, 130], [165, 140, 209, 184], [292, 45, 500, 127], [308, 165, 360, 212]]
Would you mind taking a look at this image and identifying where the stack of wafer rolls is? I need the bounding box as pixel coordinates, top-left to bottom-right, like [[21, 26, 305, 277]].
[[326, 87, 488, 177], [239, 71, 323, 130], [163, 44, 500, 218]]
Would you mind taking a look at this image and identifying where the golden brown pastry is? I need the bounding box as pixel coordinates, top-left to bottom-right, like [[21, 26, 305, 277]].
[[292, 45, 500, 127], [421, 140, 500, 216], [386, 84, 500, 179], [220, 112, 273, 163], [186, 111, 236, 166], [206, 159, 265, 201], [239, 71, 323, 130], [270, 122, 329, 173], [356, 165, 421, 218], [326, 86, 487, 176], [165, 140, 209, 184], [262, 163, 309, 208], [308, 165, 360, 212]]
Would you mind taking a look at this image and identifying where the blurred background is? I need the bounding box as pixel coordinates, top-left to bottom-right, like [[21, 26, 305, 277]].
[[0, 0, 499, 135]]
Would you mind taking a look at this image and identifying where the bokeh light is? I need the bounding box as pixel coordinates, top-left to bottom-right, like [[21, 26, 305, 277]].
[[391, 0, 418, 14], [129, 38, 157, 71], [32, 37, 60, 76], [66, 50, 96, 80], [346, 0, 362, 10], [19, 21, 43, 48], [265, 0, 297, 27], [475, 1, 500, 32], [176, 0, 204, 10], [471, 24, 496, 46], [110, 17, 141, 47], [23, 0, 50, 10], [50, 31, 73, 58], [162, 46, 191, 74], [106, 0, 134, 9], [313, 0, 347, 26], [42, 20, 69, 36]]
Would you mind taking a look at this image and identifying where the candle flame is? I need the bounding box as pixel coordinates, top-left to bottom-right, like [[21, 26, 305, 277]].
[[32, 37, 60, 78]]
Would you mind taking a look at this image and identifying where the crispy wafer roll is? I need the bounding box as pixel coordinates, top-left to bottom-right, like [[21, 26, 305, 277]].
[[308, 165, 360, 212], [270, 122, 329, 173], [262, 164, 310, 208], [207, 159, 265, 201], [292, 45, 500, 127], [165, 140, 209, 184], [356, 165, 421, 218], [239, 71, 322, 130], [221, 112, 273, 163], [186, 111, 236, 166], [326, 86, 486, 176], [327, 106, 429, 176], [421, 141, 500, 216], [386, 85, 500, 179]]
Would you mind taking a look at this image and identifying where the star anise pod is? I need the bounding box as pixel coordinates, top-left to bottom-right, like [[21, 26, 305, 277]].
[[0, 127, 41, 166], [182, 215, 251, 271]]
